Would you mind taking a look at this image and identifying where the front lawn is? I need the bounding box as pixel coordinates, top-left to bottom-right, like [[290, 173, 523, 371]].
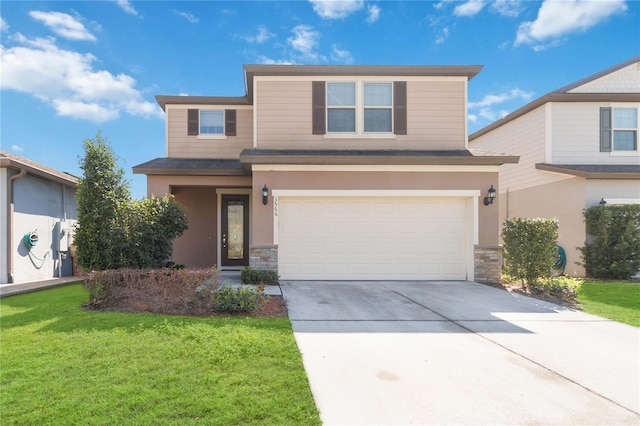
[[0, 284, 320, 425], [578, 280, 640, 327]]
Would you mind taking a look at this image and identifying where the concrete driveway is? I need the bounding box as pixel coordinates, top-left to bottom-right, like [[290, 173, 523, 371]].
[[280, 281, 640, 425]]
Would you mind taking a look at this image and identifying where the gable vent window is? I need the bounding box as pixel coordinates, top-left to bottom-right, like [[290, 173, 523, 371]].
[[187, 109, 236, 137]]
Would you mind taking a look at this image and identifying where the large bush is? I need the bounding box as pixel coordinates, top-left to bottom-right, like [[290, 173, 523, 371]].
[[502, 218, 559, 287], [75, 133, 188, 270], [580, 204, 640, 279]]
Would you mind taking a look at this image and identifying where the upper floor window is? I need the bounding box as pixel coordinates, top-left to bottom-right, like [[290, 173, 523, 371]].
[[612, 108, 637, 151], [187, 108, 236, 137], [326, 82, 393, 134], [200, 110, 224, 134]]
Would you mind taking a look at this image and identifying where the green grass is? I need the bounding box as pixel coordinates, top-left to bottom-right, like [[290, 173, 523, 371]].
[[578, 280, 640, 327], [0, 284, 320, 425]]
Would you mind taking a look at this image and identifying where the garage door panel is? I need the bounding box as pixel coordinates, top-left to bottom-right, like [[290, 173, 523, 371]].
[[278, 197, 470, 280]]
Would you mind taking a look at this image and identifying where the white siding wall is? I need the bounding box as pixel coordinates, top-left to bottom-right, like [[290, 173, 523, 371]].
[[471, 104, 571, 193], [551, 102, 640, 164]]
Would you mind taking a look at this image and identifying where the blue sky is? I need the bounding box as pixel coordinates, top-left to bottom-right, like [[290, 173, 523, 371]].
[[1, 0, 638, 199]]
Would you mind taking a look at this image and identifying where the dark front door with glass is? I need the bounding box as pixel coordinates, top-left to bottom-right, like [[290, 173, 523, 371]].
[[221, 195, 249, 267]]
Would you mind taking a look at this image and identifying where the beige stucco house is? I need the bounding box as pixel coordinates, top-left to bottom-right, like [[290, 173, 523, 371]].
[[469, 57, 640, 277], [134, 64, 518, 283]]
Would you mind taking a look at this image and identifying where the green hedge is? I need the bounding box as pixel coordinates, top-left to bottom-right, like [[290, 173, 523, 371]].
[[240, 267, 279, 285], [502, 217, 559, 287], [580, 204, 640, 279]]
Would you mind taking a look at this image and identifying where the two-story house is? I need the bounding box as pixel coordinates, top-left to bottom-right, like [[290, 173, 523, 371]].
[[133, 65, 518, 283], [469, 57, 640, 276]]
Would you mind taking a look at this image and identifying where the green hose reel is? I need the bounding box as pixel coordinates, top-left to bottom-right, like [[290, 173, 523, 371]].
[[23, 230, 39, 249]]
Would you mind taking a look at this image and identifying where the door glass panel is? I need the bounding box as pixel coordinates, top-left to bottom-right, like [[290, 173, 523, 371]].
[[227, 202, 244, 260]]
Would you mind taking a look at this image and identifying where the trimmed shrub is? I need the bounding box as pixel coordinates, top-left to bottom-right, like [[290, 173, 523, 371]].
[[240, 267, 279, 285], [529, 276, 583, 300], [580, 204, 640, 279], [83, 268, 217, 315], [213, 286, 265, 313], [502, 218, 559, 287]]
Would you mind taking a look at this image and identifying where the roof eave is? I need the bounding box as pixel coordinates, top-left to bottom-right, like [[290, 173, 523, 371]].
[[536, 163, 640, 179]]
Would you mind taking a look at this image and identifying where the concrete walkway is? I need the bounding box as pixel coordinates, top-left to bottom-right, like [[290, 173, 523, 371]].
[[281, 281, 640, 425], [0, 276, 81, 298]]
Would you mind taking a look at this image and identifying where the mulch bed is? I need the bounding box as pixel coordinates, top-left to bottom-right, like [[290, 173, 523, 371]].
[[481, 281, 579, 309]]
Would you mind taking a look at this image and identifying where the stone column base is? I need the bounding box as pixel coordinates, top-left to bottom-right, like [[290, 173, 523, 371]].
[[474, 244, 503, 285], [249, 245, 278, 271]]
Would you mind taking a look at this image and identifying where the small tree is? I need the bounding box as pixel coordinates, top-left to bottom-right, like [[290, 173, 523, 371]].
[[502, 218, 559, 287], [75, 132, 188, 270], [75, 132, 130, 270], [580, 204, 640, 279]]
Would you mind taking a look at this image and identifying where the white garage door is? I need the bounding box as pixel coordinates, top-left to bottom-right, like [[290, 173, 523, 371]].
[[278, 196, 471, 280]]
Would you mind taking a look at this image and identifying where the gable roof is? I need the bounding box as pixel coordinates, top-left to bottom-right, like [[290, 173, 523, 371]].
[[469, 56, 640, 141], [156, 63, 483, 111], [0, 150, 78, 187]]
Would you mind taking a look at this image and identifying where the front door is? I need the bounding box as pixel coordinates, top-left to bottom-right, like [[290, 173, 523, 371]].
[[221, 195, 249, 267]]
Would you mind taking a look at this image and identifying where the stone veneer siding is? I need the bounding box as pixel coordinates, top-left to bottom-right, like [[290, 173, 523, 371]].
[[474, 244, 503, 284], [249, 245, 278, 271]]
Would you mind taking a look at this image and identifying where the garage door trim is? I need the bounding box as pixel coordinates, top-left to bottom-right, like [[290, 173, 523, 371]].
[[272, 190, 480, 280]]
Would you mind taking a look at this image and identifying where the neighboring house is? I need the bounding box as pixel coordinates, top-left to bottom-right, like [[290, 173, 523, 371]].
[[134, 65, 518, 283], [0, 151, 78, 284], [469, 57, 640, 277]]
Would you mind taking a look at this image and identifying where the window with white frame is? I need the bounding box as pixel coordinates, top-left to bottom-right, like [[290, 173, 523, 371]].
[[364, 83, 392, 132], [200, 110, 224, 135], [326, 81, 393, 134], [612, 108, 637, 151]]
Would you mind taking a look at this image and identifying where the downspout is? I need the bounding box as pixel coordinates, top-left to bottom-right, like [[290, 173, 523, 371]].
[[7, 168, 27, 283]]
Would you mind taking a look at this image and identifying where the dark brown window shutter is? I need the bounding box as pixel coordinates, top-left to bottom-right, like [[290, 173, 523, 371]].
[[394, 81, 407, 135], [225, 109, 236, 136], [600, 107, 612, 152], [188, 109, 199, 136], [312, 81, 326, 135]]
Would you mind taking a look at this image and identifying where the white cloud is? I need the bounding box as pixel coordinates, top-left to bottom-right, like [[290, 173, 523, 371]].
[[1, 17, 8, 32], [0, 34, 161, 122], [490, 0, 522, 17], [11, 144, 24, 152], [29, 10, 96, 41], [435, 26, 450, 44], [331, 44, 354, 64], [469, 88, 532, 122], [288, 24, 322, 62], [175, 11, 198, 23], [257, 56, 295, 65], [115, 0, 138, 16], [454, 0, 486, 17], [469, 88, 533, 109], [245, 25, 275, 43], [366, 5, 381, 23], [309, 0, 364, 19], [515, 0, 627, 47]]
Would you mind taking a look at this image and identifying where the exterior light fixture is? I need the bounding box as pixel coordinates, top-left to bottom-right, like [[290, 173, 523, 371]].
[[483, 185, 497, 206], [262, 184, 269, 205], [599, 198, 607, 206]]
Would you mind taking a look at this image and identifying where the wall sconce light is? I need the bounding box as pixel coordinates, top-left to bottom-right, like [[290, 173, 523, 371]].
[[262, 184, 269, 205], [483, 185, 497, 206], [599, 198, 607, 206]]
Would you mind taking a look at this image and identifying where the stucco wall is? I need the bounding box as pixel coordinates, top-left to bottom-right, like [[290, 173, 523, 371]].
[[502, 177, 586, 276], [251, 169, 500, 247], [10, 174, 77, 283]]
